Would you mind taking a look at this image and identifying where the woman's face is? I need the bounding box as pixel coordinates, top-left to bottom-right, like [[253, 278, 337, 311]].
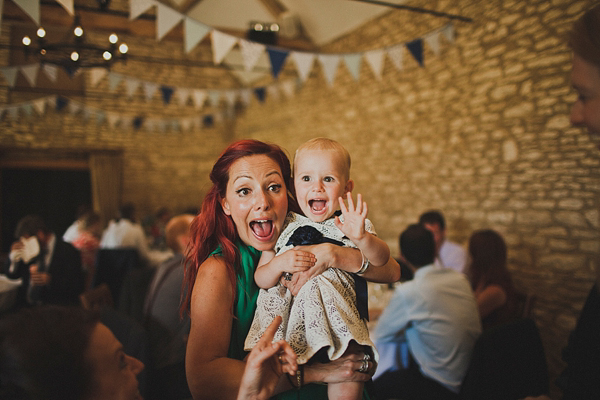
[[221, 154, 289, 251], [86, 323, 144, 400], [571, 53, 600, 137]]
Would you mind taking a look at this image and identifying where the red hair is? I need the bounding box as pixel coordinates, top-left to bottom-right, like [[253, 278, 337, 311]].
[[181, 139, 297, 314]]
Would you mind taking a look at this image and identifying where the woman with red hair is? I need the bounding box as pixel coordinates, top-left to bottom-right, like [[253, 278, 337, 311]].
[[182, 139, 399, 399]]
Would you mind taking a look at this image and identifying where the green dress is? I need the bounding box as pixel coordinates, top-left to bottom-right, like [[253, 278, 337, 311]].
[[215, 241, 369, 400]]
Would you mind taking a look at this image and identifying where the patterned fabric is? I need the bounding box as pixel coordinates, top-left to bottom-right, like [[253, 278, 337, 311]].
[[245, 212, 378, 365]]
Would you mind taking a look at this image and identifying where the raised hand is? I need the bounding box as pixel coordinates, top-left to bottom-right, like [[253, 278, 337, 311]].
[[335, 192, 368, 245]]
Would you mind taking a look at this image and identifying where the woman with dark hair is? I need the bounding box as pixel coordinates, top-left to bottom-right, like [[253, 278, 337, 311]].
[[182, 139, 400, 399], [466, 229, 517, 330]]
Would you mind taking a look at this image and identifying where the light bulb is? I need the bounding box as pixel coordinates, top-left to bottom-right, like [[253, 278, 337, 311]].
[[22, 36, 31, 46], [253, 23, 263, 31], [118, 43, 128, 54], [71, 51, 79, 61], [103, 51, 112, 61], [109, 33, 118, 44], [74, 26, 83, 37], [270, 23, 279, 32], [37, 27, 46, 38]]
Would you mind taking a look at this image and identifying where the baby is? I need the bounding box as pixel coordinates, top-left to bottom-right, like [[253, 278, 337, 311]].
[[245, 137, 391, 400]]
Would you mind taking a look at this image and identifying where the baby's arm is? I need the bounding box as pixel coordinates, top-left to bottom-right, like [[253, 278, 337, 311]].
[[254, 248, 316, 289], [335, 192, 390, 267]]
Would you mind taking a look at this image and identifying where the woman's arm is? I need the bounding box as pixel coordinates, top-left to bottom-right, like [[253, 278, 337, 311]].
[[185, 256, 247, 400], [475, 284, 507, 318], [254, 249, 316, 289]]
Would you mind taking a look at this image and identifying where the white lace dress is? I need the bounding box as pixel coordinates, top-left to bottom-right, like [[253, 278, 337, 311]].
[[244, 212, 378, 364]]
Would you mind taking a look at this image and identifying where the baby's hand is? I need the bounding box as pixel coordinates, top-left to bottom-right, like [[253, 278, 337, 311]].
[[275, 249, 316, 275], [335, 193, 367, 245]]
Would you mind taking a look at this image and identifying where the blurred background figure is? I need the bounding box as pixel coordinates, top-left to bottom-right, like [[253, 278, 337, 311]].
[[419, 210, 467, 273], [63, 204, 93, 244], [143, 207, 172, 251], [72, 212, 103, 290]]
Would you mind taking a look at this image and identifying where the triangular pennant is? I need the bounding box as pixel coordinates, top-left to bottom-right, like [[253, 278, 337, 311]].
[[108, 73, 123, 91], [317, 54, 340, 86], [343, 54, 362, 81], [1, 67, 18, 87], [68, 101, 82, 114], [239, 39, 266, 71], [424, 31, 441, 57], [96, 110, 106, 125], [32, 98, 46, 115], [107, 113, 120, 128], [133, 116, 144, 130], [83, 106, 94, 121], [13, 0, 39, 25], [55, 0, 74, 15], [125, 78, 140, 98], [267, 85, 280, 102], [211, 30, 238, 65], [387, 45, 404, 71], [291, 52, 315, 82], [280, 80, 296, 98], [143, 82, 158, 101], [176, 88, 190, 105], [265, 49, 288, 80], [89, 68, 108, 87], [181, 118, 192, 131], [156, 3, 183, 41], [442, 23, 455, 43], [43, 64, 58, 82], [145, 118, 155, 132], [224, 90, 237, 107], [239, 88, 252, 106], [364, 49, 384, 80], [21, 104, 33, 117], [130, 0, 154, 20], [20, 64, 39, 86], [160, 85, 175, 104], [406, 39, 424, 67], [203, 114, 214, 127], [56, 96, 69, 111], [253, 87, 266, 103], [192, 89, 207, 109], [47, 96, 57, 109], [9, 107, 19, 120], [121, 116, 133, 129], [208, 90, 221, 107], [184, 17, 210, 54]]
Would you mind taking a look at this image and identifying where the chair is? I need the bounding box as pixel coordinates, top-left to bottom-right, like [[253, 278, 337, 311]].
[[92, 248, 141, 307], [80, 283, 114, 311], [459, 318, 549, 400]]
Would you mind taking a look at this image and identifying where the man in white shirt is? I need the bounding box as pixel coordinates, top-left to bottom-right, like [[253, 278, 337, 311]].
[[373, 224, 481, 400], [419, 210, 467, 273]]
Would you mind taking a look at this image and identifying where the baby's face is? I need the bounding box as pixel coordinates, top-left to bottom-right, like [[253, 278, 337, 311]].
[[294, 149, 350, 222]]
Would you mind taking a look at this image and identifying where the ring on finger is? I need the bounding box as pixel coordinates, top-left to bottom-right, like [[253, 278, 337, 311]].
[[362, 353, 371, 362], [358, 360, 368, 373], [278, 354, 283, 363]]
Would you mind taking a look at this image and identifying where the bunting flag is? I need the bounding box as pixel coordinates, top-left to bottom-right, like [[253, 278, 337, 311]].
[[211, 31, 238, 65], [108, 73, 123, 91], [224, 90, 237, 107], [280, 80, 296, 99], [387, 45, 404, 71], [68, 101, 82, 114], [1, 66, 18, 87], [56, 0, 74, 15], [89, 68, 108, 87], [424, 31, 441, 57], [267, 48, 289, 79], [176, 88, 190, 105], [43, 64, 58, 82], [202, 115, 214, 127], [160, 85, 174, 104], [156, 3, 183, 41], [21, 104, 33, 117], [184, 17, 210, 53], [365, 49, 384, 80], [20, 64, 39, 86], [56, 96, 68, 111], [343, 54, 362, 81], [240, 39, 266, 71], [318, 54, 341, 87], [130, 0, 154, 20], [406, 38, 424, 67], [267, 84, 280, 102], [125, 78, 140, 98], [239, 88, 252, 106], [192, 89, 207, 109], [442, 23, 455, 43], [32, 98, 46, 115], [208, 90, 221, 107], [13, 0, 39, 25], [143, 82, 158, 101], [133, 116, 144, 130], [254, 87, 266, 103], [9, 107, 19, 120], [291, 52, 315, 83]]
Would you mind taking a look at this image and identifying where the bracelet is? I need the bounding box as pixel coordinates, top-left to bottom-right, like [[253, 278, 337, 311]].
[[287, 365, 303, 389], [357, 251, 370, 275]]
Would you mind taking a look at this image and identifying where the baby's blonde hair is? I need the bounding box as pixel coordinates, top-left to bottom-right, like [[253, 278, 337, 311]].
[[295, 137, 351, 180]]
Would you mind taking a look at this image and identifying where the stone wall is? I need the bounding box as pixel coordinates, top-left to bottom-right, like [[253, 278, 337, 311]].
[[1, 0, 599, 397]]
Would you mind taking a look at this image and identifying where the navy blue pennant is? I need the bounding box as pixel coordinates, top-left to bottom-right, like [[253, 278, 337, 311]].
[[160, 86, 174, 104], [56, 96, 69, 111], [133, 116, 144, 130], [254, 87, 266, 103], [202, 115, 214, 127], [406, 38, 424, 67], [267, 48, 289, 79]]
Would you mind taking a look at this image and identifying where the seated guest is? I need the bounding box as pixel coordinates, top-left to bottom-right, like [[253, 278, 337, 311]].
[[419, 210, 467, 273], [0, 306, 296, 400], [466, 229, 518, 330], [72, 212, 103, 290], [143, 213, 194, 399], [63, 204, 92, 243], [3, 215, 84, 308], [100, 203, 170, 267], [373, 224, 481, 400]]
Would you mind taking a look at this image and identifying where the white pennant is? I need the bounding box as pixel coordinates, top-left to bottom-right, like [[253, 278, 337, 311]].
[[13, 0, 39, 25], [364, 49, 384, 80], [239, 89, 252, 106], [224, 90, 237, 107], [130, 0, 154, 20], [291, 52, 315, 82], [343, 54, 362, 81], [89, 68, 108, 87], [108, 73, 123, 91], [176, 88, 190, 105], [387, 45, 404, 71], [181, 118, 192, 131], [267, 85, 280, 102], [211, 30, 238, 65], [317, 54, 340, 87], [1, 67, 18, 87], [239, 39, 266, 71], [69, 101, 82, 114], [442, 23, 455, 43], [43, 64, 58, 82], [192, 89, 207, 109], [107, 113, 120, 128], [32, 98, 46, 115], [156, 3, 183, 41], [56, 0, 74, 15], [184, 17, 210, 53], [424, 31, 441, 56], [20, 64, 39, 86], [280, 80, 296, 98], [208, 90, 221, 107], [144, 82, 158, 101], [125, 78, 140, 98], [47, 96, 57, 109], [21, 104, 33, 117]]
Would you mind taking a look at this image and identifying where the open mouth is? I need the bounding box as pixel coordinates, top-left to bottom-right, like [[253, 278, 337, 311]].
[[309, 199, 327, 214], [250, 219, 274, 240]]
